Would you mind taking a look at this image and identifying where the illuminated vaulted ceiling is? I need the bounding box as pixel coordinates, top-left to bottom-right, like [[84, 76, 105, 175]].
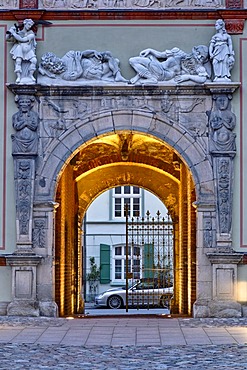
[[68, 132, 185, 216], [72, 132, 181, 181]]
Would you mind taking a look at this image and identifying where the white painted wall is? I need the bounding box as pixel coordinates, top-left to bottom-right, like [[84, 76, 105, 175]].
[[84, 187, 168, 300]]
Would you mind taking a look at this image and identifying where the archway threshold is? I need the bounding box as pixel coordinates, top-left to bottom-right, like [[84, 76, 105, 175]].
[[70, 304, 191, 318]]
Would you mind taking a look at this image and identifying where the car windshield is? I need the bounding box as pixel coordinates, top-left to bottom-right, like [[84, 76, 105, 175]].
[[129, 279, 172, 290]]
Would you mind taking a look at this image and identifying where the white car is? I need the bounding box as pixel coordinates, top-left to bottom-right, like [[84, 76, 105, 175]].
[[95, 280, 173, 309]]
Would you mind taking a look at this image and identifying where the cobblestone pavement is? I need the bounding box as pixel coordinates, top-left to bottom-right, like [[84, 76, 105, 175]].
[[0, 316, 246, 369]]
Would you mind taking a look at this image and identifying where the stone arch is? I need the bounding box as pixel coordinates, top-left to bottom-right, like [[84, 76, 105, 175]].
[[36, 110, 214, 206], [39, 109, 211, 317]]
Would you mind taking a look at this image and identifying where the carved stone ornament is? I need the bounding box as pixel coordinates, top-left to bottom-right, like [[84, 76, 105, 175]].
[[129, 45, 211, 85], [38, 50, 128, 84], [225, 0, 242, 8], [208, 94, 236, 154], [225, 19, 245, 35], [33, 218, 46, 248], [6, 19, 37, 84], [11, 95, 39, 155], [6, 19, 238, 86], [209, 19, 235, 82], [203, 217, 214, 248], [20, 0, 38, 7], [0, 0, 228, 8], [0, 0, 18, 9], [40, 0, 226, 9], [16, 160, 33, 238], [216, 157, 233, 235]]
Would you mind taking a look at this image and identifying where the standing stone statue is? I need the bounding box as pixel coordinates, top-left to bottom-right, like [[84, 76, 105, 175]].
[[209, 19, 235, 82], [6, 19, 37, 84], [11, 95, 39, 154]]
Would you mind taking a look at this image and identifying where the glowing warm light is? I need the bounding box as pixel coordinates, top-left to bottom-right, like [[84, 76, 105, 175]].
[[66, 316, 75, 320], [238, 282, 247, 302]]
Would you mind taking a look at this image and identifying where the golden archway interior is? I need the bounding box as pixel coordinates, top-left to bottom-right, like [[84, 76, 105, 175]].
[[55, 131, 196, 316]]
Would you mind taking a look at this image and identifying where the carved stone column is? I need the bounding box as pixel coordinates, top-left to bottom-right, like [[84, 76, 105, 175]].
[[7, 94, 43, 316], [33, 201, 59, 317], [14, 156, 36, 251], [208, 92, 236, 248], [193, 202, 216, 318], [12, 95, 39, 251], [194, 88, 243, 317]]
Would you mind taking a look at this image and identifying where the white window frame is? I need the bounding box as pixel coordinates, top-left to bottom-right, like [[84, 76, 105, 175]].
[[112, 244, 142, 283], [112, 186, 142, 219]]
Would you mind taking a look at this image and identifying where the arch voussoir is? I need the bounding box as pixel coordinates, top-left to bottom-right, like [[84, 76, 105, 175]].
[[112, 110, 133, 131]]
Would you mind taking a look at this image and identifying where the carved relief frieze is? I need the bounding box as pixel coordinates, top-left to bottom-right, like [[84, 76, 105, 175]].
[[6, 18, 238, 88], [19, 199, 31, 235], [0, 0, 229, 7], [20, 0, 37, 7], [33, 218, 46, 248], [38, 92, 210, 157], [16, 159, 35, 241], [217, 157, 232, 234], [39, 0, 225, 8], [225, 0, 242, 8], [203, 216, 216, 248], [0, 0, 18, 8]]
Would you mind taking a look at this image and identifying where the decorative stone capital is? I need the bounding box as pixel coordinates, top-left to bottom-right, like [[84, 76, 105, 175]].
[[6, 253, 42, 267], [206, 252, 243, 265], [205, 83, 241, 95]]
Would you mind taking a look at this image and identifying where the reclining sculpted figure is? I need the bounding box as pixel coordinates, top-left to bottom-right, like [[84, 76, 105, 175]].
[[38, 49, 128, 83], [129, 45, 211, 84]]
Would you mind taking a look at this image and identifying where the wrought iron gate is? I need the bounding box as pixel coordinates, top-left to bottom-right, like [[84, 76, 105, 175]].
[[125, 209, 174, 312]]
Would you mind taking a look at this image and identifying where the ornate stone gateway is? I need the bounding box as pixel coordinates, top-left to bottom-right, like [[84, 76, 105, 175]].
[[5, 18, 243, 317]]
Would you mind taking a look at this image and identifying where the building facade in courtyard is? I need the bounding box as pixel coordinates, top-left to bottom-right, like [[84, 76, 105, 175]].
[[0, 0, 246, 318], [84, 187, 169, 302]]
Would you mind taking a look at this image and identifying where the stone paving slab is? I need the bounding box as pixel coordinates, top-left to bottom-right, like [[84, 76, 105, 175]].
[[0, 316, 247, 347], [0, 316, 247, 368]]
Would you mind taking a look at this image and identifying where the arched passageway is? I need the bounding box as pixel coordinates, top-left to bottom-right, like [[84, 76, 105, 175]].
[[54, 131, 197, 316], [10, 84, 241, 319]]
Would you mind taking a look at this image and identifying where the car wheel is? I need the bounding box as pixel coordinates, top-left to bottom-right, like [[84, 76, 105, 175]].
[[107, 295, 123, 309], [160, 295, 170, 309]]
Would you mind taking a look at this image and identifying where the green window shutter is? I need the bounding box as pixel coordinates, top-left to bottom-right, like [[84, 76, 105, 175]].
[[143, 244, 154, 280], [100, 244, 110, 284]]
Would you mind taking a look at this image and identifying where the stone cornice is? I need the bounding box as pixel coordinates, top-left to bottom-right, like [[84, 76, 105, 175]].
[[6, 82, 241, 98], [6, 253, 43, 266], [2, 9, 247, 22], [207, 252, 243, 264]]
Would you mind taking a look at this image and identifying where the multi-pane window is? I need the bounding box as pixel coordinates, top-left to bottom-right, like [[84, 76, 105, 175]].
[[113, 244, 141, 282], [113, 186, 141, 218]]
